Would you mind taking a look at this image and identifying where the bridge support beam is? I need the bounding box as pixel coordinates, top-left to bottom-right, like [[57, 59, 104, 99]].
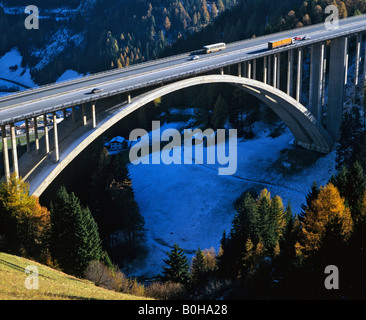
[[353, 33, 362, 103], [43, 114, 49, 154], [252, 59, 257, 80], [91, 103, 96, 128], [34, 116, 39, 155], [1, 125, 10, 182], [273, 54, 278, 88], [238, 63, 242, 77], [287, 50, 294, 97], [10, 123, 18, 178], [263, 56, 267, 84], [82, 104, 87, 126], [296, 48, 303, 103], [327, 36, 348, 142], [25, 119, 30, 153], [247, 61, 252, 79], [309, 42, 325, 121], [53, 112, 59, 163], [72, 107, 76, 123], [276, 53, 281, 89]]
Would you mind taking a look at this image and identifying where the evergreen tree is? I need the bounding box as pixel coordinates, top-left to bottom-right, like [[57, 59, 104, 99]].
[[299, 181, 320, 221], [50, 186, 104, 277], [162, 243, 190, 285], [211, 94, 228, 130], [330, 161, 366, 222], [90, 150, 145, 261], [335, 107, 362, 170], [190, 247, 206, 285]]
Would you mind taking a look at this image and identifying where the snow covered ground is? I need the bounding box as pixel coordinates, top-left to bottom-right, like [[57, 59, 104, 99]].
[[124, 120, 337, 279], [0, 48, 37, 94]]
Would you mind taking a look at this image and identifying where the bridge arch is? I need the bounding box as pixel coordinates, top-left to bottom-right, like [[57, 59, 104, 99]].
[[26, 74, 333, 196]]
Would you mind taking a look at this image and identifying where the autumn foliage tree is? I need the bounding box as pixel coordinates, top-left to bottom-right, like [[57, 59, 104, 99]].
[[0, 173, 50, 261], [298, 183, 353, 257]]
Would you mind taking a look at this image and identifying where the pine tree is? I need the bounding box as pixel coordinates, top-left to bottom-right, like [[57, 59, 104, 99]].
[[211, 94, 228, 130], [50, 186, 104, 277], [299, 181, 320, 221], [331, 161, 366, 222], [162, 243, 190, 285], [190, 247, 205, 285], [335, 108, 362, 170]]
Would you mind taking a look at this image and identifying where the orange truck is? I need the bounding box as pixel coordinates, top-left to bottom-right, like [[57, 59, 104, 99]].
[[268, 38, 294, 50]]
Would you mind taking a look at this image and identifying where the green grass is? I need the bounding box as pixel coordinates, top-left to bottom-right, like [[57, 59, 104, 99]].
[[0, 252, 150, 300], [0, 133, 44, 152]]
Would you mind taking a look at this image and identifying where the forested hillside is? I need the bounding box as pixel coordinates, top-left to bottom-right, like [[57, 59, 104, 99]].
[[164, 0, 366, 56], [0, 0, 238, 85]]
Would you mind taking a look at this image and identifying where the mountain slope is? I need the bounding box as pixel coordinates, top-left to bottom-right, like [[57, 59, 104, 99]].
[[0, 252, 149, 300]]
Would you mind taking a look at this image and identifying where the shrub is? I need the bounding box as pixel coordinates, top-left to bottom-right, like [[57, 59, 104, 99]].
[[145, 281, 187, 300]]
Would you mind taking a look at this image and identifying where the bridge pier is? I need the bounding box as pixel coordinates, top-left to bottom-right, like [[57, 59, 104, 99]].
[[44, 114, 50, 154], [10, 123, 18, 178], [287, 50, 294, 97], [353, 33, 362, 103], [1, 125, 10, 182], [252, 59, 257, 80], [34, 116, 39, 155], [25, 119, 30, 152], [238, 63, 242, 77], [263, 56, 268, 84], [72, 106, 76, 123], [92, 103, 96, 128], [296, 48, 303, 103], [53, 112, 59, 163], [309, 42, 325, 121], [327, 36, 348, 142], [247, 61, 252, 79], [364, 32, 366, 103], [82, 104, 87, 126]]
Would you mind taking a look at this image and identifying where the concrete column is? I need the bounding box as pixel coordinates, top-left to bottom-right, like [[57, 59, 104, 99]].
[[10, 123, 18, 178], [91, 103, 96, 128], [243, 63, 247, 78], [220, 67, 224, 75], [363, 32, 366, 103], [263, 56, 268, 84], [25, 119, 30, 152], [345, 45, 349, 86], [287, 50, 294, 97], [43, 114, 49, 154], [53, 112, 59, 162], [34, 116, 39, 154], [268, 55, 272, 86], [72, 106, 76, 123], [309, 42, 325, 121], [276, 53, 281, 89], [273, 54, 278, 88], [252, 59, 257, 80], [1, 125, 10, 182], [127, 93, 131, 104], [322, 51, 327, 110], [63, 109, 67, 120], [327, 36, 348, 142], [353, 33, 362, 103], [247, 61, 252, 79], [296, 48, 303, 102], [238, 63, 242, 77], [82, 104, 87, 125]]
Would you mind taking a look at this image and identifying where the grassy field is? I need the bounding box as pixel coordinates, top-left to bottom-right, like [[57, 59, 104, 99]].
[[0, 252, 150, 300]]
